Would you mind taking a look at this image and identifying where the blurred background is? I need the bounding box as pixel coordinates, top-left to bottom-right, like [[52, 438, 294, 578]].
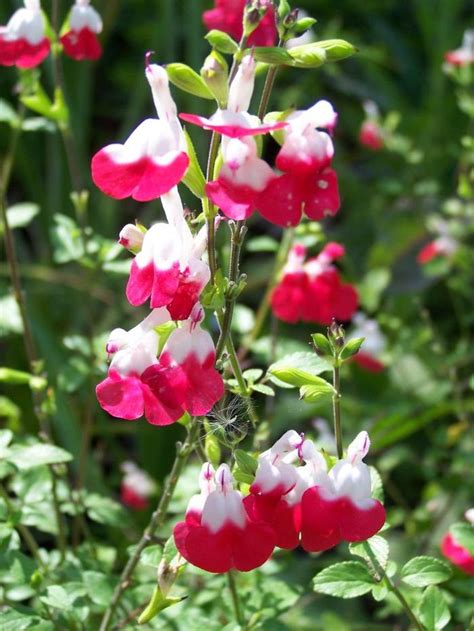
[[1, 1, 473, 628]]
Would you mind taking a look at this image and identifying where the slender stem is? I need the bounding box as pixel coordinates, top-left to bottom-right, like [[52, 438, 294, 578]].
[[229, 35, 249, 82], [0, 484, 44, 568], [205, 132, 221, 284], [50, 469, 67, 563], [99, 423, 199, 631], [258, 65, 278, 120], [227, 570, 245, 627], [386, 577, 424, 631], [332, 363, 343, 459]]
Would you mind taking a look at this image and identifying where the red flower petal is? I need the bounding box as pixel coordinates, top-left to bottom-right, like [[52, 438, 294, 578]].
[[256, 174, 303, 227], [300, 487, 342, 552], [303, 168, 340, 221], [96, 372, 145, 421], [271, 273, 310, 323], [60, 28, 102, 61], [180, 113, 285, 138]]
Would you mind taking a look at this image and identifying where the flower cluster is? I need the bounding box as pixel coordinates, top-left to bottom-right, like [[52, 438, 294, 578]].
[[0, 0, 102, 68], [181, 54, 340, 227], [94, 62, 224, 425], [174, 430, 385, 573], [271, 242, 358, 325]]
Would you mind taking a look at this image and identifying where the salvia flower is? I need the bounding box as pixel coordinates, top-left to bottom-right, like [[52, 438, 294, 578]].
[[417, 218, 459, 265], [174, 463, 276, 573], [257, 100, 340, 226], [124, 189, 210, 320], [0, 0, 50, 69], [92, 61, 189, 201], [444, 30, 474, 67], [441, 510, 474, 576], [60, 0, 103, 61], [120, 461, 156, 510], [271, 242, 358, 325], [349, 312, 386, 373], [359, 100, 384, 151], [97, 305, 224, 424], [203, 0, 277, 48]]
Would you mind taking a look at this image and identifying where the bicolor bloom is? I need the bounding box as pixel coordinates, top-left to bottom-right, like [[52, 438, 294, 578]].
[[180, 55, 287, 138], [441, 533, 474, 576], [300, 432, 386, 551], [271, 242, 358, 325], [0, 0, 50, 69], [417, 219, 459, 265], [60, 0, 103, 61], [202, 0, 277, 48], [444, 30, 474, 66], [120, 461, 156, 510], [96, 308, 185, 426], [149, 305, 224, 416], [97, 305, 224, 424], [174, 463, 276, 573], [359, 100, 384, 151], [257, 100, 340, 226], [92, 61, 189, 201], [124, 189, 210, 320], [349, 312, 386, 373]]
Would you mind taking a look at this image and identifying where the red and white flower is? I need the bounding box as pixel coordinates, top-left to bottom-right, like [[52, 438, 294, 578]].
[[349, 312, 386, 373], [180, 55, 286, 138], [174, 463, 276, 573], [92, 62, 189, 201], [417, 219, 459, 265], [0, 0, 50, 69], [359, 100, 384, 151], [96, 308, 185, 426], [271, 242, 358, 325], [202, 0, 277, 48], [120, 461, 156, 510], [257, 100, 340, 226], [444, 30, 474, 67], [60, 0, 103, 61], [124, 189, 210, 320], [300, 431, 386, 551]]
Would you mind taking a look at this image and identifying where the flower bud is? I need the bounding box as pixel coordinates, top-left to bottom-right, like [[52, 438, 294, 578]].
[[200, 51, 229, 107], [244, 0, 274, 39], [118, 224, 145, 253]]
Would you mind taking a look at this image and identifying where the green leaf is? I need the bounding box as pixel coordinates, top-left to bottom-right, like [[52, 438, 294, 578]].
[[418, 586, 451, 631], [251, 383, 275, 396], [287, 44, 327, 68], [166, 63, 214, 99], [349, 536, 389, 581], [0, 368, 36, 385], [82, 572, 115, 607], [85, 494, 129, 528], [7, 444, 73, 470], [300, 381, 334, 402], [205, 29, 239, 54], [50, 214, 84, 264], [268, 352, 332, 388], [182, 129, 206, 198], [311, 333, 333, 357], [401, 556, 452, 587], [313, 561, 375, 598], [234, 450, 258, 476], [243, 368, 263, 383], [251, 46, 295, 66], [340, 337, 365, 361], [358, 268, 391, 311], [2, 203, 40, 232], [0, 551, 37, 585], [449, 523, 474, 556], [139, 545, 163, 569], [0, 296, 23, 337], [0, 99, 19, 125], [40, 584, 85, 610]]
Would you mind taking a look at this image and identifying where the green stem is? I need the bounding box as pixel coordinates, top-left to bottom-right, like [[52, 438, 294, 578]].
[[258, 65, 279, 120], [332, 363, 343, 459], [205, 131, 221, 284], [50, 468, 67, 563], [385, 577, 424, 631], [99, 423, 200, 631], [227, 570, 246, 627]]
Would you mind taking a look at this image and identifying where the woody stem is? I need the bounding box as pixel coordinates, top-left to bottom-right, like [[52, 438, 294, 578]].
[[99, 423, 199, 631]]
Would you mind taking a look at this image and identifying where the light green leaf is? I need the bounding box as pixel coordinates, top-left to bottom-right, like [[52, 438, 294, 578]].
[[166, 63, 214, 99], [418, 586, 451, 631], [358, 268, 391, 311], [313, 561, 375, 598], [268, 352, 332, 388], [205, 29, 239, 54], [7, 444, 73, 470], [300, 381, 334, 402], [0, 296, 23, 337], [449, 523, 474, 556], [82, 572, 115, 607], [85, 494, 129, 528], [139, 545, 163, 569], [251, 383, 275, 396], [234, 450, 258, 476], [340, 337, 365, 361], [401, 556, 452, 587], [182, 129, 206, 198], [250, 46, 295, 66], [349, 536, 389, 581], [0, 99, 19, 125], [3, 203, 40, 231]]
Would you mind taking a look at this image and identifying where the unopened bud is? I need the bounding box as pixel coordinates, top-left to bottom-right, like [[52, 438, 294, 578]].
[[329, 320, 345, 348], [119, 224, 145, 253], [244, 0, 274, 38], [201, 51, 229, 107]]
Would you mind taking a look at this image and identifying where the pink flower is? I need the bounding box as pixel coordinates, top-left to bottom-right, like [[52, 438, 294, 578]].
[[180, 55, 286, 138], [300, 432, 386, 551], [60, 0, 103, 61], [257, 101, 340, 226], [349, 313, 386, 373], [417, 219, 459, 265], [124, 189, 210, 320], [441, 533, 474, 576], [202, 0, 277, 48], [97, 306, 224, 424], [91, 62, 189, 201], [271, 243, 358, 325], [174, 463, 276, 573], [0, 0, 50, 69], [359, 120, 384, 151], [444, 30, 474, 66], [120, 462, 155, 510]]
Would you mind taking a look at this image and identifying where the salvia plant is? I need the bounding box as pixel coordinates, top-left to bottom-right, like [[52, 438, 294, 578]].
[[0, 1, 473, 630]]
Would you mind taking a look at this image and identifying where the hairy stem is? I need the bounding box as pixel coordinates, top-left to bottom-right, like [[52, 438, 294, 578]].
[[227, 570, 246, 627], [205, 131, 221, 284], [332, 363, 343, 459], [99, 423, 199, 631]]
